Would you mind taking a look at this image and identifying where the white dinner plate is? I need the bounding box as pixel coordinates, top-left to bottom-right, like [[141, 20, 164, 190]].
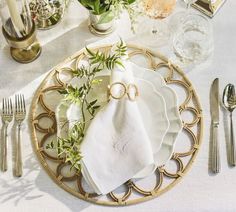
[[131, 63, 183, 166]]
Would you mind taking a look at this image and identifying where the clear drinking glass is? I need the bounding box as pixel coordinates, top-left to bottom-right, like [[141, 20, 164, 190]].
[[0, 0, 33, 38], [173, 14, 213, 66], [169, 0, 197, 34], [137, 0, 176, 47], [183, 0, 197, 11]]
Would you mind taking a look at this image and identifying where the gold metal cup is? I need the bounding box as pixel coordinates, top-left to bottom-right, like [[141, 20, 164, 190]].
[[2, 22, 41, 63]]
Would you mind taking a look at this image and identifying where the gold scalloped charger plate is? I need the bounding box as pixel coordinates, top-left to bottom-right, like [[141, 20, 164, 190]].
[[29, 44, 203, 206]]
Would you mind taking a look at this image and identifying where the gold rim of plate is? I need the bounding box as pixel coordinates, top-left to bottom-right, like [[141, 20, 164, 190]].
[[29, 44, 203, 206]]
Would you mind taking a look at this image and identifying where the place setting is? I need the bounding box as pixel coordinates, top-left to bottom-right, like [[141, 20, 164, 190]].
[[0, 0, 233, 209], [28, 40, 203, 205]]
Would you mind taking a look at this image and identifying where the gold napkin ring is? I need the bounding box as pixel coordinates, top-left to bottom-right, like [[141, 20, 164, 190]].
[[108, 82, 127, 100], [108, 82, 139, 101], [127, 84, 139, 101]]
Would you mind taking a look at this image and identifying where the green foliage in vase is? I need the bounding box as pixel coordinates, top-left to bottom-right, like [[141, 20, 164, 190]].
[[78, 0, 140, 31], [78, 0, 136, 15], [46, 41, 127, 172]]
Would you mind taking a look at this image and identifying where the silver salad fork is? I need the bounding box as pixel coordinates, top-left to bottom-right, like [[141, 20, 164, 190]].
[[1, 98, 13, 171]]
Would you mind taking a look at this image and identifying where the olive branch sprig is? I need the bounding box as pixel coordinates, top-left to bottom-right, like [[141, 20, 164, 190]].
[[46, 41, 127, 171]]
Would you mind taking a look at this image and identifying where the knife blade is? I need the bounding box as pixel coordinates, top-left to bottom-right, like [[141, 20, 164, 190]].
[[210, 78, 220, 173], [211, 78, 220, 122]]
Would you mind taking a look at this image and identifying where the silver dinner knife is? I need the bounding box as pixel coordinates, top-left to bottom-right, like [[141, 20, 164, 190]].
[[210, 78, 220, 173]]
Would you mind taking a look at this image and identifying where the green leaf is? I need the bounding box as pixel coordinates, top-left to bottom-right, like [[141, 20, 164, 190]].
[[93, 0, 101, 14], [90, 99, 97, 106], [92, 78, 103, 84], [86, 47, 95, 57], [78, 0, 97, 11], [97, 10, 115, 24], [93, 105, 100, 110], [58, 89, 68, 95], [115, 60, 125, 68], [127, 0, 136, 4], [46, 141, 54, 149]]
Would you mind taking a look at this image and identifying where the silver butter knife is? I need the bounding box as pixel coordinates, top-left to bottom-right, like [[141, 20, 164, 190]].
[[210, 78, 220, 173]]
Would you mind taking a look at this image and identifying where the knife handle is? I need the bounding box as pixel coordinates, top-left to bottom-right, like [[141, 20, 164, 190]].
[[212, 122, 220, 173]]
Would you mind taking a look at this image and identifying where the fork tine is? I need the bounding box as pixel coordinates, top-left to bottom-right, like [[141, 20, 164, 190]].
[[15, 95, 17, 113], [7, 99, 9, 115], [4, 98, 6, 114], [16, 95, 19, 113], [7, 99, 10, 115], [10, 99, 13, 115], [16, 94, 19, 113], [20, 94, 24, 113], [17, 95, 20, 113], [22, 95, 26, 114], [20, 95, 23, 113], [5, 98, 7, 114], [2, 98, 5, 114], [4, 98, 7, 114], [16, 94, 20, 113], [17, 94, 20, 113]]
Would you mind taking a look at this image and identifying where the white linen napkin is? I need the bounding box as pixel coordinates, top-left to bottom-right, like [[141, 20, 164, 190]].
[[80, 58, 154, 195]]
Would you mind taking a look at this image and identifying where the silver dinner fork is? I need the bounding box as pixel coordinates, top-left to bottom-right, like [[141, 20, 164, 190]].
[[14, 94, 26, 177], [1, 98, 13, 171]]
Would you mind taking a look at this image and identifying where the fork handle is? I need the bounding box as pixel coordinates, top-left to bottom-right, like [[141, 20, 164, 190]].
[[230, 113, 236, 166], [1, 124, 8, 172], [15, 124, 22, 177]]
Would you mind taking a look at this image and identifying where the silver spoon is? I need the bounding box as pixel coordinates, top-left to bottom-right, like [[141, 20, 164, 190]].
[[223, 84, 236, 166]]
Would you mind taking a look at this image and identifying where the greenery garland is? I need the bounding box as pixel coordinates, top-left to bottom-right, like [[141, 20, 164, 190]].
[[47, 41, 127, 171]]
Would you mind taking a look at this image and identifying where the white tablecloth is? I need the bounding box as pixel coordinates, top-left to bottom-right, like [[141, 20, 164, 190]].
[[0, 1, 236, 212]]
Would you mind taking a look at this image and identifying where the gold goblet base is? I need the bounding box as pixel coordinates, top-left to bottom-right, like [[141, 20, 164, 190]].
[[2, 21, 41, 63], [10, 41, 42, 64]]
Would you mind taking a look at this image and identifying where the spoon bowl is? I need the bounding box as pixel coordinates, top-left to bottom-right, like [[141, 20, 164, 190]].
[[223, 84, 236, 112]]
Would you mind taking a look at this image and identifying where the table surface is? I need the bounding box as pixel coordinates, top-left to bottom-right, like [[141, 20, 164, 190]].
[[0, 1, 236, 212]]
